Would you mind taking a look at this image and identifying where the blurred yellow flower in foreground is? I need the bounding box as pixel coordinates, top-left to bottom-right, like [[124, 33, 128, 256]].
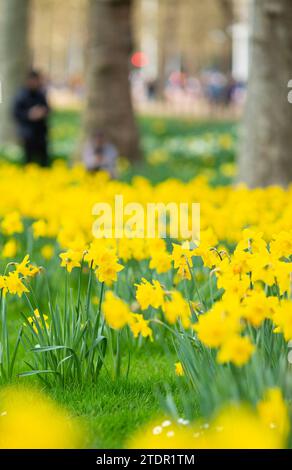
[[0, 387, 85, 449], [129, 417, 193, 449], [257, 388, 290, 441], [204, 405, 284, 449], [129, 402, 286, 449]]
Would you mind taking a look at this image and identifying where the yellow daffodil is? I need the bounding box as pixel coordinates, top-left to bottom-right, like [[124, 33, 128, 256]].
[[217, 335, 255, 367], [1, 212, 23, 236], [2, 239, 17, 258], [129, 313, 153, 340], [41, 244, 54, 260], [102, 291, 131, 330], [175, 362, 184, 376], [26, 308, 49, 333], [3, 271, 29, 297], [60, 249, 83, 273], [135, 278, 164, 310]]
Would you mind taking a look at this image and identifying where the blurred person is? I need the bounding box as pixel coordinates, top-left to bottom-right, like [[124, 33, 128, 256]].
[[13, 70, 50, 167], [146, 78, 157, 101], [83, 131, 118, 178], [209, 71, 227, 106]]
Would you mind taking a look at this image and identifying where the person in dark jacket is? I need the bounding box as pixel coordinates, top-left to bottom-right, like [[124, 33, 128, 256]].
[[13, 70, 50, 167]]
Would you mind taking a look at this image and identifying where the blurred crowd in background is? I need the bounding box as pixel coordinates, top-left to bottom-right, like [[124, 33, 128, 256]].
[[132, 69, 246, 115]]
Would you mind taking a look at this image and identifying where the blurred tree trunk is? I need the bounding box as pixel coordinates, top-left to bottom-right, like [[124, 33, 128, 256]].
[[0, 0, 30, 144], [218, 0, 234, 72], [84, 0, 141, 162], [157, 0, 177, 100], [239, 0, 292, 187], [219, 0, 234, 26]]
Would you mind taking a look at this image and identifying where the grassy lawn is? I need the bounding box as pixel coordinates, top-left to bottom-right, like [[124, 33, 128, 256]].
[[50, 111, 237, 184], [50, 351, 178, 448], [1, 110, 237, 185]]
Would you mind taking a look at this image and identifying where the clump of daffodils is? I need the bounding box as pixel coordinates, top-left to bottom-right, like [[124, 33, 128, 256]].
[[60, 239, 124, 286]]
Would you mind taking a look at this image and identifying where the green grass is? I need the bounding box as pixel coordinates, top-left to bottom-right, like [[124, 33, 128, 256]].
[[1, 110, 237, 185], [50, 111, 237, 184], [50, 350, 178, 448]]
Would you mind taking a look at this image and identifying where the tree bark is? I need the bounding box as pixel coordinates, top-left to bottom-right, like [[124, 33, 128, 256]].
[[0, 0, 30, 144], [84, 0, 141, 162], [239, 0, 292, 187]]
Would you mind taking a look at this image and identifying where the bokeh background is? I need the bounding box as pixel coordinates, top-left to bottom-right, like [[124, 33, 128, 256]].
[[1, 0, 290, 188], [0, 0, 251, 185]]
